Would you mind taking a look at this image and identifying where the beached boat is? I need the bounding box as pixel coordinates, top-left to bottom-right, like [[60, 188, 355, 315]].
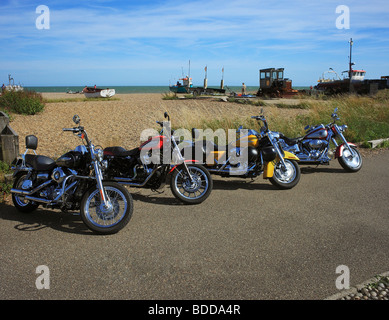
[[169, 76, 193, 94], [83, 87, 115, 98], [3, 74, 24, 92], [314, 39, 389, 95]]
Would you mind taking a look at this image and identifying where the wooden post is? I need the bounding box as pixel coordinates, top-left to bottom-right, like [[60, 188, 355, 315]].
[[0, 112, 19, 164]]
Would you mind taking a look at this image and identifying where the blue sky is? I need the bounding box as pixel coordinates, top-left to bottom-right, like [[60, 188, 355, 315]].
[[1, 0, 389, 87]]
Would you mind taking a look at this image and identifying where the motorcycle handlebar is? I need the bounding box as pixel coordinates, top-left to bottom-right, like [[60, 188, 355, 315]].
[[63, 126, 84, 132]]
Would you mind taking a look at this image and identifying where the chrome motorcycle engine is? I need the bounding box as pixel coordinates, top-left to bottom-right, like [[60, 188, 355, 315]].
[[51, 167, 67, 183], [305, 139, 327, 149], [303, 139, 329, 159]]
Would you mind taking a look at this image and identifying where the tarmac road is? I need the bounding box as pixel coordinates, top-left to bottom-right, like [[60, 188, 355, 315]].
[[0, 150, 388, 300]]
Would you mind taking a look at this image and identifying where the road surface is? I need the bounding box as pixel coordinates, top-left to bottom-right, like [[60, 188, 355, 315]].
[[0, 149, 388, 300]]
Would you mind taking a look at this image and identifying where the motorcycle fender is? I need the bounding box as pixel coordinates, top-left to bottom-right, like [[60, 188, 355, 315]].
[[263, 158, 278, 179], [169, 160, 199, 174], [283, 151, 300, 161], [335, 143, 357, 158]]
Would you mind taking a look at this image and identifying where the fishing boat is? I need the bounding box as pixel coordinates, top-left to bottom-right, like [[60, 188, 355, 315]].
[[314, 38, 388, 95], [169, 76, 193, 94], [83, 86, 115, 98], [315, 68, 367, 94]]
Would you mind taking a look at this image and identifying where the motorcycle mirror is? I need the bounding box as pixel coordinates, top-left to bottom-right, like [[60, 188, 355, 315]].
[[73, 115, 80, 124], [334, 107, 338, 113], [304, 125, 310, 130], [164, 112, 170, 121]]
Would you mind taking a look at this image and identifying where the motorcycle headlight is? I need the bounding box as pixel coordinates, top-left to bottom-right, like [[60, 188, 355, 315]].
[[95, 148, 104, 162], [340, 125, 348, 132]]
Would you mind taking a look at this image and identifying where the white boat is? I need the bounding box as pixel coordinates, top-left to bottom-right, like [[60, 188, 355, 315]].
[[83, 87, 115, 98], [4, 74, 24, 92]]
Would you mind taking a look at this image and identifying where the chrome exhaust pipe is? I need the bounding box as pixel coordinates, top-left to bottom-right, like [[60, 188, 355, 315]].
[[24, 195, 52, 204], [10, 180, 52, 196]]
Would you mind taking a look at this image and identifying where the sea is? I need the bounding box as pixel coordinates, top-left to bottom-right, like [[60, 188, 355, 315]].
[[25, 85, 310, 94]]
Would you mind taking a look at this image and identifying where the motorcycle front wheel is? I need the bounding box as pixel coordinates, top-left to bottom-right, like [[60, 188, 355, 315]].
[[338, 146, 362, 172], [80, 182, 133, 234], [170, 164, 213, 204], [270, 159, 301, 189]]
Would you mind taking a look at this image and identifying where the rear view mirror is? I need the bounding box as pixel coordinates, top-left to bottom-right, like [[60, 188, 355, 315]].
[[73, 115, 80, 124]]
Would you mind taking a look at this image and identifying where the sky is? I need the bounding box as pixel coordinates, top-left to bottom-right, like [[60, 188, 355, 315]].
[[1, 0, 389, 87]]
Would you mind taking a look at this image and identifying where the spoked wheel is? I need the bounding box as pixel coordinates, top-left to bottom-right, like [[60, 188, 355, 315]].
[[170, 164, 213, 204], [338, 146, 362, 172], [270, 159, 301, 189], [80, 182, 133, 234]]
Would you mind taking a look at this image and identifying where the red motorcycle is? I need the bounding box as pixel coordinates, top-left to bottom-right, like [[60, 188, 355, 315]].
[[103, 112, 213, 204]]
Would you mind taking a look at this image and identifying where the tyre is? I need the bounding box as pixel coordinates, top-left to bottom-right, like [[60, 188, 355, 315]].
[[11, 173, 39, 213], [80, 182, 133, 234], [170, 164, 212, 204], [338, 146, 362, 172], [270, 159, 301, 189]]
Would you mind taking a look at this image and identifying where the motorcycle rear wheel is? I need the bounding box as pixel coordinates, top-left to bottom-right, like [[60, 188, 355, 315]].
[[270, 159, 300, 189], [12, 173, 40, 213], [338, 146, 362, 172], [80, 182, 133, 234], [170, 164, 212, 204]]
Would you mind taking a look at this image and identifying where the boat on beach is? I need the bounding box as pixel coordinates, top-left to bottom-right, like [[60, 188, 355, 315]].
[[3, 74, 24, 92], [314, 39, 388, 95], [169, 76, 193, 94], [83, 86, 115, 98]]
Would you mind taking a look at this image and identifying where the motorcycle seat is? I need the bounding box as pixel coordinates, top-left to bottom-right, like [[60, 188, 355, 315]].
[[282, 135, 304, 146], [24, 154, 56, 171], [103, 146, 139, 157]]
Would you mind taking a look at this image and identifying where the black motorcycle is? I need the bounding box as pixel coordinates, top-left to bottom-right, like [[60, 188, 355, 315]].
[[10, 115, 133, 234]]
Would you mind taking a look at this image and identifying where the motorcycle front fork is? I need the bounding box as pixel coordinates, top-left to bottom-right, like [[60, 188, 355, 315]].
[[93, 161, 112, 209], [332, 136, 355, 156], [172, 141, 195, 183]]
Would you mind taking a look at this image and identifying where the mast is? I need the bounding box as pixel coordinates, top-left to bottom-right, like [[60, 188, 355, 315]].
[[349, 38, 354, 92], [349, 38, 353, 79]]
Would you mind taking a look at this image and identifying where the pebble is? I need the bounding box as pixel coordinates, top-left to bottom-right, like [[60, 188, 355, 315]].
[[338, 276, 389, 300]]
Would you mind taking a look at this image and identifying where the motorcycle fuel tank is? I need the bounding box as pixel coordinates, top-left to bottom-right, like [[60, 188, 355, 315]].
[[234, 134, 259, 148], [304, 125, 328, 139], [139, 135, 167, 150]]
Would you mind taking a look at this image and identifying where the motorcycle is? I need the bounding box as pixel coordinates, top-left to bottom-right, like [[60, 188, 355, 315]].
[[10, 115, 133, 235], [278, 107, 362, 172], [102, 112, 213, 204], [181, 112, 301, 189]]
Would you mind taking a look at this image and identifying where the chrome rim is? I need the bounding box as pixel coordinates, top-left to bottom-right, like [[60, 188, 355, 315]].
[[84, 186, 128, 228], [14, 177, 33, 207], [274, 160, 296, 183], [342, 148, 361, 169], [174, 166, 209, 200]]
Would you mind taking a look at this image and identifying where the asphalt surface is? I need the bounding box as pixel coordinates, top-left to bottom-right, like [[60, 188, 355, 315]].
[[0, 150, 388, 300]]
